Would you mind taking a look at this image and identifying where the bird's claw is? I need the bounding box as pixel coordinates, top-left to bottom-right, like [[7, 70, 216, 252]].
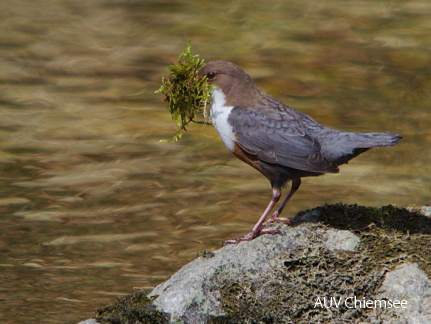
[[263, 214, 293, 227], [222, 228, 282, 245]]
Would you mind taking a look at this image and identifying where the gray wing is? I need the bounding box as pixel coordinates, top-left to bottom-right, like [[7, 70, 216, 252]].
[[228, 106, 339, 173]]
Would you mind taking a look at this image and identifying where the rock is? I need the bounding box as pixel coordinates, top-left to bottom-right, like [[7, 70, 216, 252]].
[[78, 320, 98, 324], [92, 204, 431, 324], [378, 263, 431, 323], [324, 229, 360, 251], [407, 205, 431, 217], [149, 226, 333, 323]]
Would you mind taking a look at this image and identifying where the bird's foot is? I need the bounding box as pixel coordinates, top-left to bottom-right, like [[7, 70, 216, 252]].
[[263, 212, 294, 227], [222, 228, 281, 245]]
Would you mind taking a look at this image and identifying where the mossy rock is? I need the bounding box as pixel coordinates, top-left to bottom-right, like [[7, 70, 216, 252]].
[[92, 204, 431, 324], [95, 290, 169, 324]]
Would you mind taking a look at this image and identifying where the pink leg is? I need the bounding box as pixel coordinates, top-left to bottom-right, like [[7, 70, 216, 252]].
[[223, 188, 282, 245], [264, 178, 301, 227]]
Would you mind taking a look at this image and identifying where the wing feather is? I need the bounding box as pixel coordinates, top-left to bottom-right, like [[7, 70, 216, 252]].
[[229, 106, 338, 173]]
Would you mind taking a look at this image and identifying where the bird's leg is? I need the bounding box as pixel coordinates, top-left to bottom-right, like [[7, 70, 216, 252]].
[[223, 188, 281, 245], [264, 178, 301, 226]]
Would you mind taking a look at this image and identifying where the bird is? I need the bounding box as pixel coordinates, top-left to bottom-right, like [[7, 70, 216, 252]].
[[197, 61, 402, 245]]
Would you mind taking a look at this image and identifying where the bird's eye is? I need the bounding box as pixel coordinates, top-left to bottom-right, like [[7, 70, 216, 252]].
[[206, 72, 217, 80]]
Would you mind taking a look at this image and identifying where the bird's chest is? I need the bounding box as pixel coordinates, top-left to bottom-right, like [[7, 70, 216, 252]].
[[210, 88, 236, 152]]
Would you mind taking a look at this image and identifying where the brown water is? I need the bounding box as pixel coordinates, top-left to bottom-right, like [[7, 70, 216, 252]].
[[0, 0, 429, 323]]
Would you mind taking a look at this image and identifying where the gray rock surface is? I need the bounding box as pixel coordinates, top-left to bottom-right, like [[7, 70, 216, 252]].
[[149, 226, 333, 323], [378, 263, 431, 324], [148, 224, 366, 323], [408, 206, 431, 217], [78, 320, 98, 324]]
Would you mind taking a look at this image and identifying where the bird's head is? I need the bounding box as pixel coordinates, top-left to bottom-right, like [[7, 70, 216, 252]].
[[198, 61, 261, 106]]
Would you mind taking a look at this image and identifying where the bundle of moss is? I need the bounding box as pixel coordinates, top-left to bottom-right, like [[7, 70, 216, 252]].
[[156, 42, 212, 142]]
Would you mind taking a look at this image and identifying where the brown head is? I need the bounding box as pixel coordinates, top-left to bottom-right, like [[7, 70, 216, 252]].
[[198, 61, 263, 107]]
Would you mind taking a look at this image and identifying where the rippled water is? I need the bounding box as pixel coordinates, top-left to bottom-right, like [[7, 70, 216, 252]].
[[1, 0, 430, 323]]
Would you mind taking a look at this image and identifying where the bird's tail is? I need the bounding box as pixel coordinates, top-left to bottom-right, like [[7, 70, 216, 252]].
[[355, 132, 402, 148], [330, 132, 402, 166]]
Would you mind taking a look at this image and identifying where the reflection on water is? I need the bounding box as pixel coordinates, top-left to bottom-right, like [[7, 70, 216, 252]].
[[0, 0, 430, 322]]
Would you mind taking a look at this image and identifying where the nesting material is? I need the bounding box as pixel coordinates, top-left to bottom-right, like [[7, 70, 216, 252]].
[[156, 42, 212, 142]]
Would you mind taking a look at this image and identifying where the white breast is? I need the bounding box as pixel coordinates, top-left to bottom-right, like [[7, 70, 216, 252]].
[[210, 88, 236, 152]]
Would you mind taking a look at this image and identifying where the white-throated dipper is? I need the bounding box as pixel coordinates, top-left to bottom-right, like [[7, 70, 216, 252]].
[[198, 61, 402, 245]]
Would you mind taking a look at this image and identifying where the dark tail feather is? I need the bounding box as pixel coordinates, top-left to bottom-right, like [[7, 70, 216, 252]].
[[355, 132, 402, 148], [334, 132, 402, 166]]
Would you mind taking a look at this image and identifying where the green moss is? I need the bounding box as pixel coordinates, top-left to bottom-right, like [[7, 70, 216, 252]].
[[197, 250, 216, 259], [296, 203, 431, 236], [156, 41, 212, 142], [95, 289, 169, 324]]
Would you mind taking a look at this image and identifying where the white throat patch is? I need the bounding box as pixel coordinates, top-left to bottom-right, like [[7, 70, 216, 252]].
[[210, 88, 236, 152]]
